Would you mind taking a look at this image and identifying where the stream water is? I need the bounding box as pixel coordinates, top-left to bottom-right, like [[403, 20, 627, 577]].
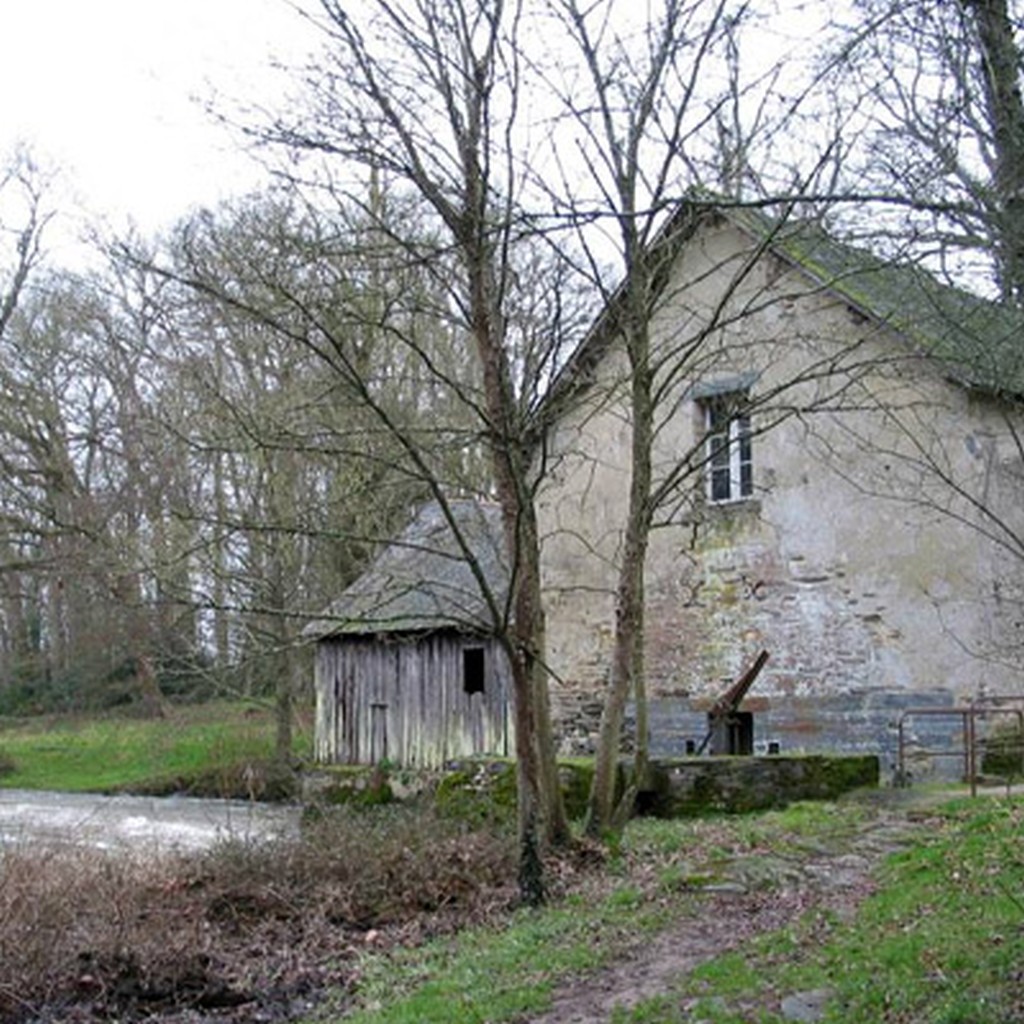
[[0, 788, 301, 853]]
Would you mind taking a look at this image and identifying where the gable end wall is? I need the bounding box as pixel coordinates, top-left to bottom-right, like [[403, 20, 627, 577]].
[[539, 219, 1024, 768]]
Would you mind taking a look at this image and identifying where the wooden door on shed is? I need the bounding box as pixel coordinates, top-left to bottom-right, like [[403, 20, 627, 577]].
[[370, 701, 389, 764], [462, 644, 487, 752]]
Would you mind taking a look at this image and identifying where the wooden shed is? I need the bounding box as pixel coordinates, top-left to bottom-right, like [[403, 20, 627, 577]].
[[306, 500, 514, 769]]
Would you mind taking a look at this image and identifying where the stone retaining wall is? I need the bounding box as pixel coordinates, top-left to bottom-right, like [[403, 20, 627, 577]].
[[304, 753, 879, 820], [638, 754, 880, 816]]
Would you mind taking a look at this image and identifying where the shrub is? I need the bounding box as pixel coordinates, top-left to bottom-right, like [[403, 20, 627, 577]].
[[0, 748, 14, 776], [981, 721, 1024, 778], [189, 802, 516, 926], [0, 845, 182, 1021], [0, 804, 517, 1023]]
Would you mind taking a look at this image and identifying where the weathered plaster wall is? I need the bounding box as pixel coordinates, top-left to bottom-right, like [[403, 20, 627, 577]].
[[539, 217, 1024, 759]]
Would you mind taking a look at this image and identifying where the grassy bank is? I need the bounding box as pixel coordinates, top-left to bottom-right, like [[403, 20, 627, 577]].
[[0, 702, 312, 796], [0, 749, 1018, 1023], [337, 795, 1024, 1024]]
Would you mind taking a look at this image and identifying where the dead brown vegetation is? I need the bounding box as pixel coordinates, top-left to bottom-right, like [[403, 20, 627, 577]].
[[0, 805, 520, 1023]]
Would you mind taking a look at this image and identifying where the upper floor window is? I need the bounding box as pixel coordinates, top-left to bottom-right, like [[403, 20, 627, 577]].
[[705, 394, 753, 503]]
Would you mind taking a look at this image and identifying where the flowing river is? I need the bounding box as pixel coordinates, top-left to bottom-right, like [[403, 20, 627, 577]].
[[0, 788, 301, 853]]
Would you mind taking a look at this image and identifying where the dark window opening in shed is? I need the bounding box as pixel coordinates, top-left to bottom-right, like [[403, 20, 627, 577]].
[[463, 646, 486, 695], [370, 703, 388, 764], [708, 711, 754, 755]]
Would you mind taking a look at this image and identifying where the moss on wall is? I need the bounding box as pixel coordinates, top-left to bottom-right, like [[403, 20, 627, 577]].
[[434, 759, 595, 823], [434, 761, 518, 825], [642, 754, 879, 817], [305, 758, 597, 823], [302, 755, 876, 822]]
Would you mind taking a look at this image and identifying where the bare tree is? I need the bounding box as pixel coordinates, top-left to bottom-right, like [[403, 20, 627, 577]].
[[795, 1, 1024, 677], [232, 0, 587, 902], [0, 262, 182, 709], [525, 0, 951, 834], [827, 0, 1024, 299], [155, 194, 458, 762], [0, 147, 52, 344], [0, 151, 59, 696], [536, 0, 776, 834]]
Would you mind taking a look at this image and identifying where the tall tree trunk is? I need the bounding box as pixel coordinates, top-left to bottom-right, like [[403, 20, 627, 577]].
[[1, 556, 34, 681], [474, 291, 569, 896], [211, 359, 232, 676], [961, 0, 1024, 303], [530, 594, 571, 846], [490, 465, 548, 903], [586, 299, 655, 837], [267, 449, 300, 774], [512, 499, 571, 847], [274, 640, 294, 766]]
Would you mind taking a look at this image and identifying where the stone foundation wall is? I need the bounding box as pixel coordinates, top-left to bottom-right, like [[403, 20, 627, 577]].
[[552, 691, 607, 756], [553, 688, 968, 783], [304, 754, 879, 820]]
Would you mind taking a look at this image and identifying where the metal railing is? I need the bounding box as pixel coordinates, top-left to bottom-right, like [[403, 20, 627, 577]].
[[896, 702, 1024, 796]]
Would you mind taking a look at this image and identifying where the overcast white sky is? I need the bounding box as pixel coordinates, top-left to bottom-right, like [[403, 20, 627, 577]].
[[1, 0, 317, 247], [1, 0, 838, 267]]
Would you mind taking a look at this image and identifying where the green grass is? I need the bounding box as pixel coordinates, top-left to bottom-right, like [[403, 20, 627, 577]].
[[0, 702, 312, 794], [328, 804, 864, 1024], [635, 797, 1024, 1024], [819, 801, 1024, 1023], [344, 884, 678, 1024], [330, 796, 1024, 1024]]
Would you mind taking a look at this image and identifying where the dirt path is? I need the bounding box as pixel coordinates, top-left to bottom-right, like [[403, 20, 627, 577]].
[[525, 803, 932, 1024]]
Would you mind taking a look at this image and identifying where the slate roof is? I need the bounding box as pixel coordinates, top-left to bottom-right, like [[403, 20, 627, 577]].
[[729, 205, 1024, 399], [304, 499, 508, 640], [544, 199, 1024, 412]]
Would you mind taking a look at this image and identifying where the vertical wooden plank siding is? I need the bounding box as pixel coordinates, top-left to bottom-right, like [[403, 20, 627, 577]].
[[313, 632, 514, 768]]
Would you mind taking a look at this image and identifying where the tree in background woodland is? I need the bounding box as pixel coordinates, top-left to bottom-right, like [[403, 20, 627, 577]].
[[162, 191, 493, 762], [0, 180, 489, 723]]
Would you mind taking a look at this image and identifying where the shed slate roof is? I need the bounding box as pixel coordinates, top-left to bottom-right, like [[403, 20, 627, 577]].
[[304, 499, 508, 640]]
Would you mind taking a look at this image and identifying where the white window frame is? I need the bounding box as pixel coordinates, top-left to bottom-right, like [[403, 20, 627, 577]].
[[704, 394, 753, 503]]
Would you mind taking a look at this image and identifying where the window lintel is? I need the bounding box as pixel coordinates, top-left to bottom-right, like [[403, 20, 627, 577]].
[[689, 371, 759, 402]]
